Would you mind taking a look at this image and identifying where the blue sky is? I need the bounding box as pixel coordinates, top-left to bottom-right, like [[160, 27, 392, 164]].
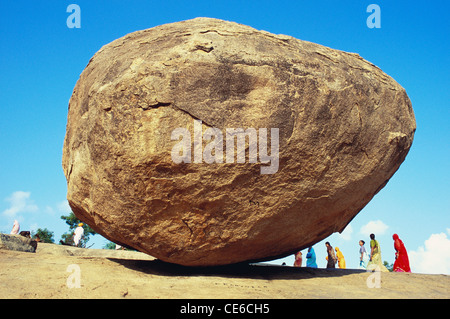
[[1, 1, 448, 274]]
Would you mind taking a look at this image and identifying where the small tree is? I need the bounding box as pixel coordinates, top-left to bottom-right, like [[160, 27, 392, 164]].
[[383, 261, 393, 272], [32, 228, 55, 243], [103, 241, 116, 250], [103, 240, 136, 251], [60, 212, 96, 247]]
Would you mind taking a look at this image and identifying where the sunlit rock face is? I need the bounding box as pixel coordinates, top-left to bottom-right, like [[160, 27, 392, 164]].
[[63, 18, 416, 266]]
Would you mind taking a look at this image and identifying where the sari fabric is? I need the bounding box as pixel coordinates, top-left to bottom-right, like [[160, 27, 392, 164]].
[[393, 234, 411, 272], [10, 220, 20, 235], [306, 247, 318, 268], [326, 246, 336, 268], [335, 247, 346, 269], [367, 239, 389, 272], [293, 251, 302, 267]]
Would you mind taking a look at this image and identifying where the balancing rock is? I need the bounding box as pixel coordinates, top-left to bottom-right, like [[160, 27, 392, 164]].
[[62, 18, 416, 266]]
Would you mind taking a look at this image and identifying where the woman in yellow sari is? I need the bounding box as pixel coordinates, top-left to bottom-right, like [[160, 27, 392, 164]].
[[367, 234, 388, 272], [335, 247, 346, 269]]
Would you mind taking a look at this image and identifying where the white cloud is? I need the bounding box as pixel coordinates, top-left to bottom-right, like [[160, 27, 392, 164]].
[[409, 231, 450, 275], [359, 220, 389, 237], [42, 200, 71, 216], [45, 205, 55, 215], [56, 200, 72, 214], [338, 224, 353, 241], [2, 191, 38, 218]]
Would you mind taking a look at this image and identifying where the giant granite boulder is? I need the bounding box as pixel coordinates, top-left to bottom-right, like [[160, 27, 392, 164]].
[[62, 18, 416, 266]]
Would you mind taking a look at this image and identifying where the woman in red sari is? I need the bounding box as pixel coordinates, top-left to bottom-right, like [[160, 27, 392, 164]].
[[393, 234, 411, 272], [293, 251, 302, 267]]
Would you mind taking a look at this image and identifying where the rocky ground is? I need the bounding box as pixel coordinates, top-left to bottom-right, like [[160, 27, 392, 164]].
[[0, 242, 448, 299]]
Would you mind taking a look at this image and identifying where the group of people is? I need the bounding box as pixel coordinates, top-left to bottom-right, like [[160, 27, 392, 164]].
[[294, 246, 318, 268], [11, 218, 411, 272], [293, 233, 411, 272], [10, 220, 85, 247]]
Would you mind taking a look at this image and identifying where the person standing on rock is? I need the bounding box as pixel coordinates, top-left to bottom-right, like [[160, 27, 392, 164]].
[[306, 246, 318, 268], [73, 223, 84, 247], [293, 251, 302, 267], [359, 240, 369, 269], [10, 220, 20, 235], [335, 247, 346, 269], [392, 234, 411, 272], [367, 233, 388, 272], [325, 242, 337, 268]]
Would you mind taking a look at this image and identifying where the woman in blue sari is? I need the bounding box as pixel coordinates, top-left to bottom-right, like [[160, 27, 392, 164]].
[[306, 246, 318, 268]]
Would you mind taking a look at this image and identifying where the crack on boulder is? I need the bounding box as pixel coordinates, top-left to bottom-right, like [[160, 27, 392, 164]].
[[194, 44, 214, 53], [139, 101, 172, 110], [182, 219, 193, 237], [172, 104, 214, 128]]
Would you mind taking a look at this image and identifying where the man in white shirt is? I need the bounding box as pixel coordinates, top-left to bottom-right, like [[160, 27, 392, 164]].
[[73, 223, 84, 247]]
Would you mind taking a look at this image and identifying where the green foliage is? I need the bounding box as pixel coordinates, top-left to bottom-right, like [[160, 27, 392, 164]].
[[32, 228, 54, 243], [103, 241, 116, 250], [59, 232, 75, 246], [103, 240, 137, 251], [383, 260, 393, 272]]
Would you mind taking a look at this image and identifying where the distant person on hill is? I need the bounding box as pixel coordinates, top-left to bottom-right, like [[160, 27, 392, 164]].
[[306, 246, 318, 268], [392, 234, 411, 272], [325, 242, 337, 268], [335, 247, 346, 269], [10, 220, 20, 235], [73, 223, 84, 247]]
